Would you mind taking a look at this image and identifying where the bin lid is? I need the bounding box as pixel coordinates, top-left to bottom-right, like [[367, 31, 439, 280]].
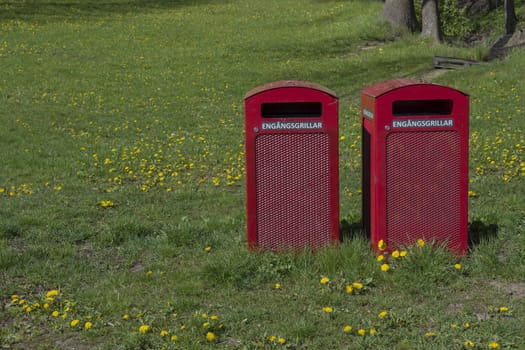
[[244, 80, 338, 100], [362, 79, 468, 98]]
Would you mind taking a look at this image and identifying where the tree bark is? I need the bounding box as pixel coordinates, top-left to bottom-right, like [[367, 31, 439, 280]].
[[421, 0, 443, 42], [505, 0, 517, 34], [381, 0, 419, 32]]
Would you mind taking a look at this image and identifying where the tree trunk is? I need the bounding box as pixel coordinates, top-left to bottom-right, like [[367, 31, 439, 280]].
[[505, 0, 517, 34], [381, 0, 419, 32], [421, 0, 443, 43]]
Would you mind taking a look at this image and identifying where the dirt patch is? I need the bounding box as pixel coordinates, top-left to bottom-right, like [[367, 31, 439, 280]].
[[490, 281, 525, 298]]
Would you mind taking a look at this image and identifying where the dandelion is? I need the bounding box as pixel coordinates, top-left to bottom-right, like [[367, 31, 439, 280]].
[[345, 285, 353, 294], [378, 239, 386, 251], [499, 306, 509, 312], [417, 239, 425, 247], [99, 200, 115, 208], [343, 325, 352, 333], [204, 245, 212, 253], [51, 310, 59, 317], [160, 330, 168, 337], [139, 325, 150, 333], [400, 250, 407, 257], [455, 263, 462, 270], [206, 331, 216, 342], [210, 315, 219, 321], [391, 250, 400, 258], [376, 254, 385, 262], [70, 319, 79, 327], [380, 263, 390, 272], [171, 335, 178, 341], [463, 340, 475, 347], [268, 335, 276, 342], [122, 313, 129, 320], [464, 322, 470, 329], [84, 321, 93, 330], [358, 329, 366, 336], [323, 306, 333, 313], [425, 332, 436, 337], [352, 282, 363, 290], [378, 310, 388, 319], [46, 290, 60, 298], [320, 276, 330, 284], [278, 337, 286, 344], [274, 283, 281, 290], [370, 328, 377, 335], [488, 341, 500, 349]]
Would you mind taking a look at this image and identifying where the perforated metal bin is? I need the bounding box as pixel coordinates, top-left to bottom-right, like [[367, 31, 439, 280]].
[[244, 80, 339, 251], [361, 79, 469, 254]]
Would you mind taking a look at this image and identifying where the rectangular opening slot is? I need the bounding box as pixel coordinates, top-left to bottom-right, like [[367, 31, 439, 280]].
[[392, 99, 453, 116], [261, 102, 322, 118]]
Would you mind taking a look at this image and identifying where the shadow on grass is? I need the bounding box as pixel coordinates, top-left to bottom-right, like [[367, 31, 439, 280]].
[[0, 0, 219, 22], [339, 219, 366, 242], [468, 219, 498, 246]]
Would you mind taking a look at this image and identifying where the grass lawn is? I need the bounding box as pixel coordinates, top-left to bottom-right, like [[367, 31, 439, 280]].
[[1, 0, 524, 349]]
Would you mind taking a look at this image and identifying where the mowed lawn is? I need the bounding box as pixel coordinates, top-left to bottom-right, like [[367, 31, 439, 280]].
[[1, 1, 524, 349]]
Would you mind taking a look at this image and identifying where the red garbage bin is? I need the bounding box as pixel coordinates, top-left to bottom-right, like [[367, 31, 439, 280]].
[[244, 80, 339, 251], [361, 79, 469, 254]]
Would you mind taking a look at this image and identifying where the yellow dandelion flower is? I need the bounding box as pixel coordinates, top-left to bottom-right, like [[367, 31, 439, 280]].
[[46, 290, 60, 298], [160, 330, 168, 337], [84, 321, 93, 330], [488, 342, 500, 349], [376, 254, 385, 262], [499, 306, 509, 312], [70, 319, 79, 327], [425, 332, 436, 337], [378, 239, 386, 251], [352, 282, 363, 290], [210, 315, 218, 321], [392, 250, 400, 258], [370, 328, 377, 335], [358, 329, 366, 336], [204, 245, 212, 252], [43, 303, 49, 309], [268, 335, 276, 342], [380, 263, 390, 272], [278, 337, 286, 344], [274, 283, 281, 290], [203, 322, 210, 328], [463, 340, 475, 347], [51, 310, 59, 317], [171, 335, 178, 341], [206, 331, 216, 342], [122, 313, 129, 320], [343, 325, 352, 333], [320, 276, 330, 284], [400, 250, 407, 257], [139, 325, 150, 333], [322, 306, 333, 313], [454, 263, 462, 270], [417, 239, 425, 247], [345, 285, 353, 294], [378, 310, 388, 319]]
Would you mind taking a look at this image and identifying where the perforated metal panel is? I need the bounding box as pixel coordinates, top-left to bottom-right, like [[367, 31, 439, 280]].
[[386, 131, 461, 249], [255, 133, 331, 250]]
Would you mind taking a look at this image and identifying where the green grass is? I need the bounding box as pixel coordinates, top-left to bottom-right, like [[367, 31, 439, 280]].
[[1, 0, 525, 349]]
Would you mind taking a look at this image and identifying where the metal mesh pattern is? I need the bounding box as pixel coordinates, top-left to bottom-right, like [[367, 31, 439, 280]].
[[255, 133, 331, 250], [386, 131, 461, 249]]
